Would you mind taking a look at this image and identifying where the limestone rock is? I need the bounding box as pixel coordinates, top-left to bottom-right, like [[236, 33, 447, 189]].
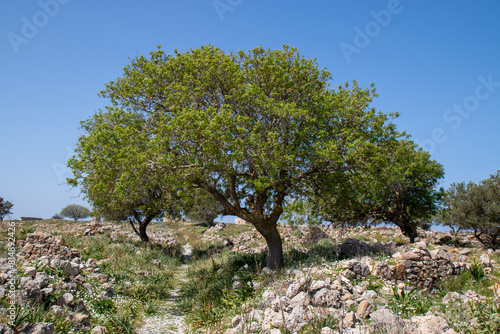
[[372, 262, 392, 280], [91, 326, 109, 334], [411, 313, 450, 334], [73, 313, 90, 327], [371, 309, 403, 330], [394, 263, 406, 280], [0, 324, 14, 334], [286, 280, 303, 299], [17, 322, 54, 334], [289, 291, 310, 309], [356, 300, 372, 319], [480, 253, 491, 267], [57, 292, 74, 306], [311, 288, 341, 308], [261, 290, 277, 308]]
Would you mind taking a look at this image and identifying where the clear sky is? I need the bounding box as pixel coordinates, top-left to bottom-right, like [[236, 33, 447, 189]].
[[1, 0, 499, 221]]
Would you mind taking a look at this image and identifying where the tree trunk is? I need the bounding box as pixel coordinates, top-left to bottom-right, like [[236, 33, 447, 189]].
[[256, 223, 283, 270], [129, 219, 150, 243], [138, 223, 149, 243], [395, 220, 418, 243]]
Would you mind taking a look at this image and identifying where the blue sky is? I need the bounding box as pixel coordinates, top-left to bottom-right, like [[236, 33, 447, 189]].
[[1, 0, 499, 221]]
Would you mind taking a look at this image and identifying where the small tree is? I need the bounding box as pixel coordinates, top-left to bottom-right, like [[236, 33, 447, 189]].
[[439, 171, 500, 249], [310, 140, 444, 243], [184, 189, 223, 227], [51, 213, 63, 220], [0, 197, 14, 221], [68, 110, 186, 242], [60, 204, 91, 221]]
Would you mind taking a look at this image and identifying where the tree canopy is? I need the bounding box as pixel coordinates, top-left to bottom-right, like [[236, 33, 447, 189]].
[[439, 171, 500, 249], [68, 45, 441, 269]]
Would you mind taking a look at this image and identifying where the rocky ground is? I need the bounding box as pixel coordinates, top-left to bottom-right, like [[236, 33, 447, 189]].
[[0, 219, 499, 333]]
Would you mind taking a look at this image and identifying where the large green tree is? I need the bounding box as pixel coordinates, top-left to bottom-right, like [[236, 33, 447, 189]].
[[70, 45, 403, 269], [439, 171, 500, 249]]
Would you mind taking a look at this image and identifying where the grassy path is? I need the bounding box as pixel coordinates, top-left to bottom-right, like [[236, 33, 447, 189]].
[[136, 244, 193, 334]]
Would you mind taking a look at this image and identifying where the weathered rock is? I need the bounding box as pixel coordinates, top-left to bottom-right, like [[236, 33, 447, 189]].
[[91, 325, 109, 334], [0, 324, 14, 334], [394, 263, 406, 280], [57, 292, 74, 306], [372, 262, 392, 280], [23, 266, 37, 278], [480, 253, 491, 267], [411, 313, 450, 334], [356, 300, 372, 319], [321, 327, 335, 334], [73, 313, 90, 327], [271, 296, 290, 312], [261, 290, 277, 308], [72, 299, 88, 314], [17, 322, 54, 334], [343, 311, 357, 328], [286, 280, 303, 299], [289, 291, 310, 309], [310, 280, 327, 291], [311, 288, 341, 308], [263, 307, 285, 330], [371, 308, 403, 330]]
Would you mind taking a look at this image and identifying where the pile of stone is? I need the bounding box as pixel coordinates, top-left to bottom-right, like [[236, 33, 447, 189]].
[[0, 232, 114, 334], [392, 241, 467, 288], [19, 231, 80, 262], [225, 267, 459, 334]]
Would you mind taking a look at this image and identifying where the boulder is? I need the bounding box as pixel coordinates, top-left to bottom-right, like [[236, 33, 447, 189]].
[[311, 288, 341, 308], [411, 313, 450, 334], [370, 309, 403, 330]]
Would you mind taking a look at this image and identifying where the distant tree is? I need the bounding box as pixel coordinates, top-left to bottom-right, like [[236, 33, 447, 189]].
[[184, 189, 223, 227], [438, 171, 500, 249], [60, 204, 91, 221], [0, 197, 14, 221], [51, 213, 63, 220]]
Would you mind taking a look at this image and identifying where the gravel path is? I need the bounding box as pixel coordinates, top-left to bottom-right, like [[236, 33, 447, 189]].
[[136, 244, 193, 334]]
